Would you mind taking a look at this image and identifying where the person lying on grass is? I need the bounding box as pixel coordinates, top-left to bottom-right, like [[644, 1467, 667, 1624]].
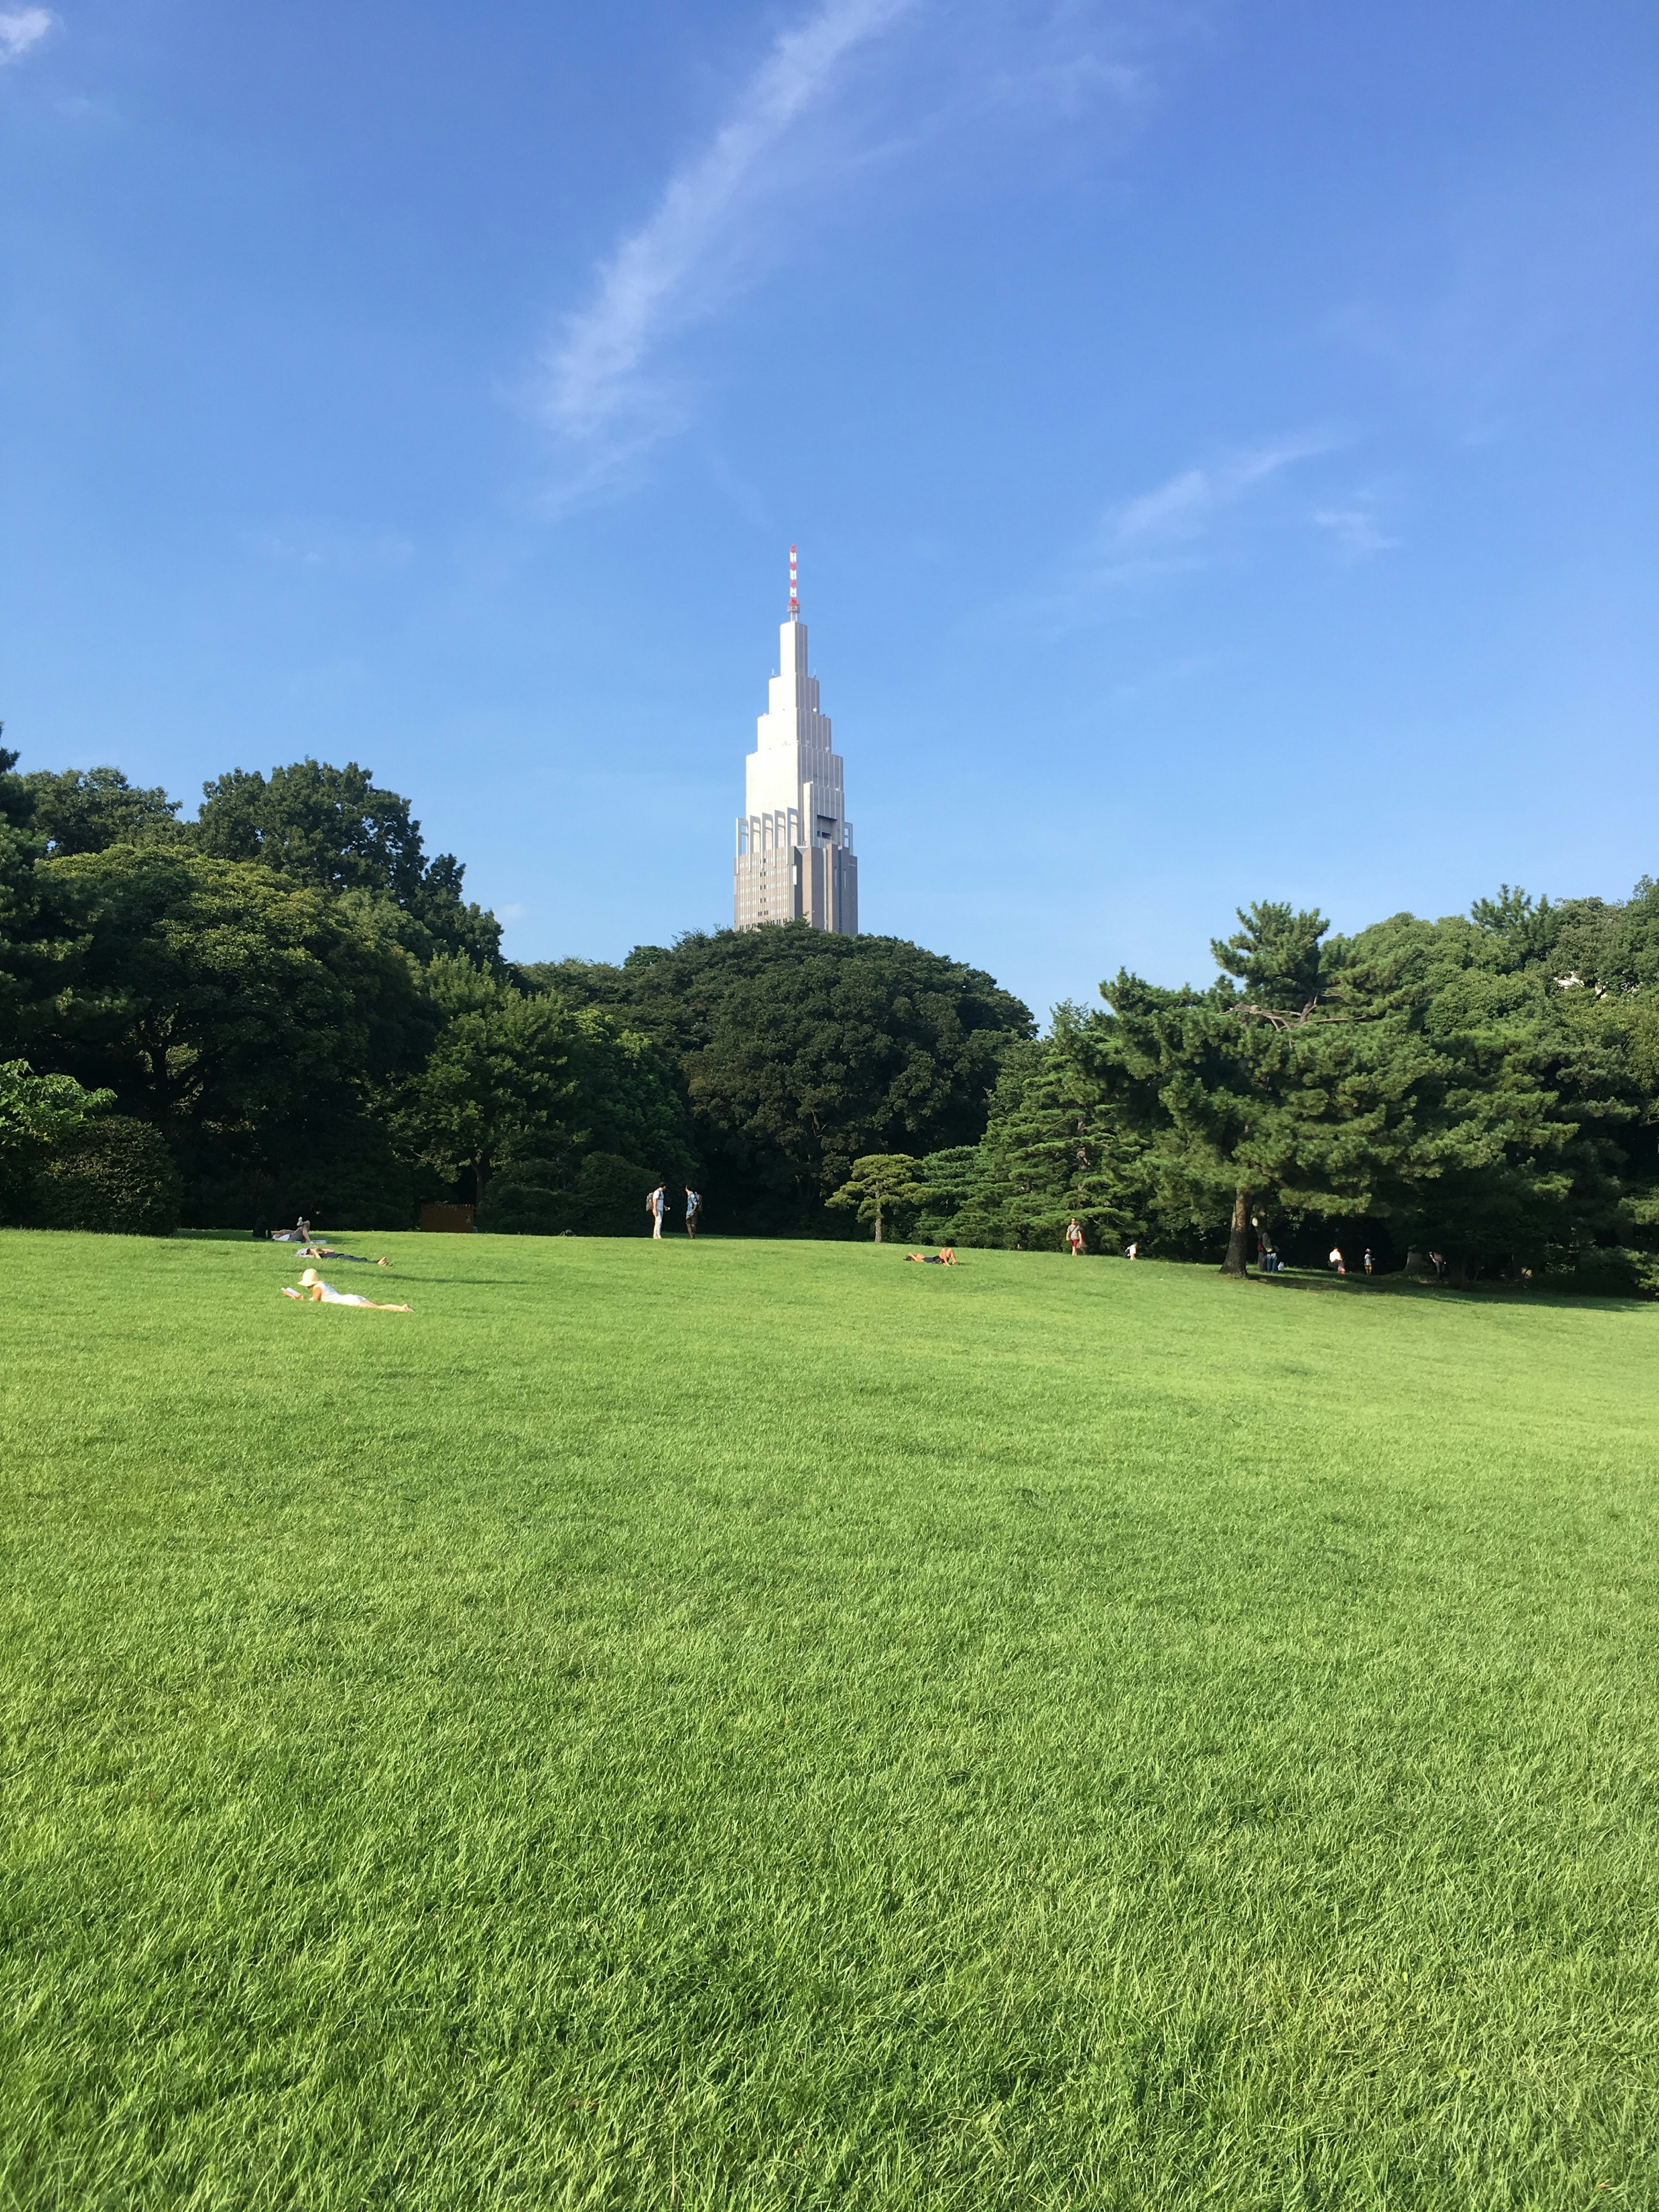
[[282, 1268, 411, 1311], [905, 1248, 958, 1265], [298, 1243, 390, 1265]]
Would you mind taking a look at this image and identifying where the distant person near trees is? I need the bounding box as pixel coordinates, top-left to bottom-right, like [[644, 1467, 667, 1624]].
[[684, 1186, 702, 1239], [1065, 1217, 1084, 1257], [1329, 1245, 1346, 1276], [646, 1182, 666, 1240], [1364, 1248, 1374, 1275], [1124, 1240, 1138, 1260]]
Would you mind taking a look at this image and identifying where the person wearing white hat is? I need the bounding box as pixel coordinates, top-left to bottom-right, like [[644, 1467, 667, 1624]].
[[283, 1268, 410, 1311]]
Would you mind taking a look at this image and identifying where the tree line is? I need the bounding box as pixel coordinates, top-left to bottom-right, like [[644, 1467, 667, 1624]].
[[1, 742, 1654, 1285], [903, 893, 1659, 1288], [0, 747, 1031, 1240]]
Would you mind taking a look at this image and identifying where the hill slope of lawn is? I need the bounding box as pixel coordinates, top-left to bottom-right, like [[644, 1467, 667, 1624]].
[[3, 1230, 1657, 2210]]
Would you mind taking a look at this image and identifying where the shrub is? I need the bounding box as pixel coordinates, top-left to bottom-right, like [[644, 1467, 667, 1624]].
[[30, 1117, 183, 1236], [476, 1151, 654, 1237]]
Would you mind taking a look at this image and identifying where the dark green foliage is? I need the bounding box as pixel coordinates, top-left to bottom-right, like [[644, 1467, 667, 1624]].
[[476, 1151, 652, 1237], [0, 749, 78, 1060], [0, 1058, 116, 1223], [20, 766, 184, 855], [28, 1114, 182, 1235], [391, 960, 578, 1206], [826, 1153, 930, 1243], [934, 887, 1659, 1286], [39, 845, 429, 1137], [910, 1144, 985, 1243], [1211, 899, 1332, 1010], [565, 1011, 697, 1184], [526, 924, 1034, 1232], [563, 1151, 656, 1236], [14, 728, 1659, 1279], [192, 759, 500, 966]]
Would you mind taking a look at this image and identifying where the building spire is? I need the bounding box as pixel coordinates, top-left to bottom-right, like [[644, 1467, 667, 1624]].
[[788, 543, 798, 621]]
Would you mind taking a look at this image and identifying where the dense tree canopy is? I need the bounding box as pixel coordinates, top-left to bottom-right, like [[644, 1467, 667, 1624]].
[[193, 758, 500, 965], [4, 732, 1659, 1281], [528, 923, 1035, 1231], [923, 892, 1658, 1287], [20, 766, 184, 855]]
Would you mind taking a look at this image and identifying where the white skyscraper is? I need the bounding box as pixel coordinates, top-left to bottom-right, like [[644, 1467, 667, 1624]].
[[733, 548, 858, 934]]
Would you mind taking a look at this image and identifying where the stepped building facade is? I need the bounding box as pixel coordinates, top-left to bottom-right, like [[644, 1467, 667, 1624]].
[[733, 549, 858, 934]]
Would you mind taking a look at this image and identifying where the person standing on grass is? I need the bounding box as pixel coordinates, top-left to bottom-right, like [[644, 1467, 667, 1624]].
[[1329, 1244, 1345, 1275], [646, 1181, 666, 1239], [1364, 1248, 1374, 1275], [683, 1186, 702, 1239], [1066, 1217, 1085, 1257]]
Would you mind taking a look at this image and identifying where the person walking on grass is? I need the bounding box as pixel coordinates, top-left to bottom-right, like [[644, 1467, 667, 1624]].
[[646, 1181, 666, 1240], [1363, 1248, 1374, 1275], [1125, 1239, 1139, 1261], [1329, 1244, 1346, 1276], [684, 1186, 702, 1239], [1066, 1217, 1085, 1258]]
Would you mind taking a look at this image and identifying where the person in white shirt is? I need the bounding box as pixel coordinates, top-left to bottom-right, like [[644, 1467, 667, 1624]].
[[1329, 1246, 1346, 1276], [283, 1268, 410, 1310], [646, 1183, 666, 1239]]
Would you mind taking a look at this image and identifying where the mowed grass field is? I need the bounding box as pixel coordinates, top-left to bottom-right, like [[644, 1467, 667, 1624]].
[[3, 1231, 1657, 2210]]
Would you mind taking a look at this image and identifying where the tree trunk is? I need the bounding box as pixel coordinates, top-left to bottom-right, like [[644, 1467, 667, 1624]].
[[1221, 1185, 1251, 1276], [874, 1200, 882, 1245]]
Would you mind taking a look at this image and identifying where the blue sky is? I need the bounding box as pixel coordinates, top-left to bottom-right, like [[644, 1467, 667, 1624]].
[[2, 0, 1656, 1019]]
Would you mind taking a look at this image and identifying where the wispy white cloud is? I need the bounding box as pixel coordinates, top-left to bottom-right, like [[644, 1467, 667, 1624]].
[[1110, 436, 1334, 548], [0, 8, 54, 64], [1018, 434, 1338, 632], [1312, 503, 1396, 560], [531, 0, 1158, 507], [541, 0, 915, 461]]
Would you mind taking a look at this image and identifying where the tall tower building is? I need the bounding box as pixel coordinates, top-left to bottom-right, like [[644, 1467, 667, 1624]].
[[733, 547, 858, 934]]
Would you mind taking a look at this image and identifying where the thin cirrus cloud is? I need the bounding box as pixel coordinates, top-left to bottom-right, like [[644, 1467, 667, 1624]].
[[1312, 503, 1397, 560], [537, 0, 917, 484], [1111, 438, 1335, 548], [1020, 435, 1339, 630], [0, 8, 54, 64], [531, 0, 1154, 507], [1013, 435, 1354, 632]]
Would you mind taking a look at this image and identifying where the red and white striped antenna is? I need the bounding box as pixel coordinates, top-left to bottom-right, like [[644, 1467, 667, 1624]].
[[788, 544, 798, 620]]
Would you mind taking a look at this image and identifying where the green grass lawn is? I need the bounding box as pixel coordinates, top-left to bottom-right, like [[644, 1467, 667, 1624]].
[[3, 1230, 1657, 2209]]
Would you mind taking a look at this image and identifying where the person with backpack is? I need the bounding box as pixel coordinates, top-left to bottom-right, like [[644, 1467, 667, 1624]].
[[683, 1186, 702, 1239]]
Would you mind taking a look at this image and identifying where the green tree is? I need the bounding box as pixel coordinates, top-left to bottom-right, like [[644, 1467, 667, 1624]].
[[40, 845, 426, 1139], [529, 925, 1032, 1231], [29, 1117, 183, 1236], [392, 959, 579, 1206], [0, 1058, 115, 1219], [193, 759, 500, 966], [826, 1153, 931, 1243], [20, 766, 183, 855], [0, 747, 79, 1061]]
